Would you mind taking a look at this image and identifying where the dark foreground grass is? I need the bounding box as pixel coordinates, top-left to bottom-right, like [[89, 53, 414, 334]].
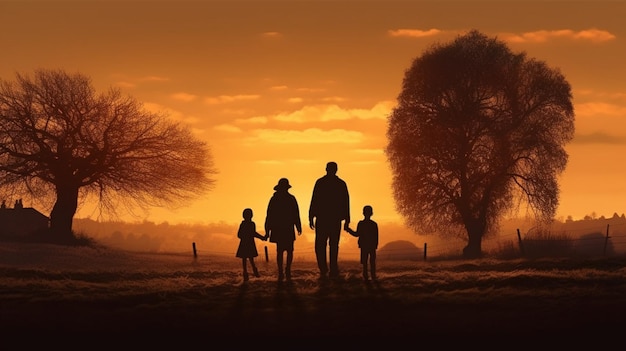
[[1, 242, 625, 346]]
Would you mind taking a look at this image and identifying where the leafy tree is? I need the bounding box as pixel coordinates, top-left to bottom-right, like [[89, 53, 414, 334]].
[[385, 30, 574, 258], [0, 69, 217, 243]]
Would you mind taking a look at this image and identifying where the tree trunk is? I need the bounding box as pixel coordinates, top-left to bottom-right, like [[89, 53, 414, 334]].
[[49, 185, 79, 244], [463, 229, 484, 259]]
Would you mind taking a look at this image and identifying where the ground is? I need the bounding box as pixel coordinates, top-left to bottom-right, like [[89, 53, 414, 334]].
[[1, 242, 625, 346]]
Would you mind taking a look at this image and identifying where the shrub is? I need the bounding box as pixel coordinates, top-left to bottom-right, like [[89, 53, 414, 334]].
[[522, 228, 574, 258]]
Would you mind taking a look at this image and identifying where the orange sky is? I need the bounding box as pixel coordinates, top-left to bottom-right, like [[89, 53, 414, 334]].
[[1, 1, 625, 229]]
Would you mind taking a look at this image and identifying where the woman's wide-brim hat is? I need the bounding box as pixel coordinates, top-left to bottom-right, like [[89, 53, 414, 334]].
[[274, 178, 292, 190]]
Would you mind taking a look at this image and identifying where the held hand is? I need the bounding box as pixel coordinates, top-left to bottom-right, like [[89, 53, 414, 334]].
[[309, 221, 315, 230]]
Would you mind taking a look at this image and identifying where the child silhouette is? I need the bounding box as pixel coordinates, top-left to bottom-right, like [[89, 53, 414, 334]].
[[235, 208, 267, 281], [345, 205, 379, 281]]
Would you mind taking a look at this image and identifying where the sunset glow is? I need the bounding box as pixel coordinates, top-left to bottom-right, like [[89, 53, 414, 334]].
[[1, 1, 625, 229]]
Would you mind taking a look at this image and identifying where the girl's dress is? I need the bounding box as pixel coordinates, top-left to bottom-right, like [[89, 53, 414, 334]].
[[236, 220, 263, 258]]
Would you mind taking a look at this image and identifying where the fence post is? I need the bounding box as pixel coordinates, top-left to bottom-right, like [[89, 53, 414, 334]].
[[517, 229, 525, 256], [423, 243, 427, 261], [604, 224, 610, 256], [192, 242, 197, 259]]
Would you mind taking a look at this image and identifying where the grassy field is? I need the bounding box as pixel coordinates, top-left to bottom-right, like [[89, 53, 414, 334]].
[[1, 242, 626, 346]]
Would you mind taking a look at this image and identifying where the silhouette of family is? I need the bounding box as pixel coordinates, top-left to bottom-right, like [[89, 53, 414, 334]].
[[236, 161, 379, 283]]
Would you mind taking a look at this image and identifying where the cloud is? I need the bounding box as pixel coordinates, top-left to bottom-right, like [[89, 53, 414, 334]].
[[353, 148, 384, 155], [190, 127, 207, 136], [321, 97, 347, 103], [214, 124, 242, 133], [236, 116, 269, 125], [572, 102, 626, 144], [180, 115, 201, 124], [221, 108, 257, 116], [204, 94, 261, 105], [142, 102, 202, 126], [142, 102, 178, 117], [296, 87, 326, 93], [387, 28, 616, 44], [114, 81, 136, 89], [573, 132, 626, 145], [576, 102, 626, 117], [273, 105, 340, 123], [261, 31, 282, 38], [270, 85, 288, 91], [140, 76, 170, 82], [574, 89, 626, 100], [349, 101, 394, 120], [388, 29, 442, 38], [250, 128, 363, 144], [287, 97, 304, 104], [272, 101, 394, 123], [112, 75, 169, 89], [501, 29, 616, 43], [171, 92, 198, 102]]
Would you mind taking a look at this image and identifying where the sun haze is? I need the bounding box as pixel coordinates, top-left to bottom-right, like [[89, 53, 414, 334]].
[[1, 1, 625, 229]]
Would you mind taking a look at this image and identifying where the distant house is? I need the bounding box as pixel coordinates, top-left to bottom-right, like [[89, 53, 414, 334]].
[[0, 199, 50, 239]]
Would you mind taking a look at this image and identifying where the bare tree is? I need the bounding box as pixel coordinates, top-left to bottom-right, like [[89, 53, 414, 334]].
[[385, 30, 574, 258], [0, 69, 217, 243]]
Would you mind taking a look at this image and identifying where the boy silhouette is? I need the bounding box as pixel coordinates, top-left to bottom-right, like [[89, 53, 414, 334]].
[[345, 205, 378, 281]]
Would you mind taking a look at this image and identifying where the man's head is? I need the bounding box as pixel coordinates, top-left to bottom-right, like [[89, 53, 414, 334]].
[[326, 161, 338, 175]]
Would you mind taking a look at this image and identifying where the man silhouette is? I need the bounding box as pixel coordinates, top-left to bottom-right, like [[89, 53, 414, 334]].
[[308, 161, 350, 279]]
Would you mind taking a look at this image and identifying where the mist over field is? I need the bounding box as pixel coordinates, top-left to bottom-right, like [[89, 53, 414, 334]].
[[72, 214, 626, 260]]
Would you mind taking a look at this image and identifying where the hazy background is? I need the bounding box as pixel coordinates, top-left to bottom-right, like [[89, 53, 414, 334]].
[[72, 214, 626, 260]]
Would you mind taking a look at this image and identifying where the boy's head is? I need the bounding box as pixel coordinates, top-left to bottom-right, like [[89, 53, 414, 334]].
[[242, 208, 253, 220], [363, 205, 373, 217]]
